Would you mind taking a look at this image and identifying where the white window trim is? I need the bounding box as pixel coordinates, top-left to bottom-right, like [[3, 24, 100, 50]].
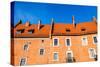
[[53, 38, 59, 47], [65, 38, 72, 47], [92, 35, 97, 45], [19, 57, 27, 66], [39, 48, 45, 56], [81, 36, 88, 46], [66, 51, 73, 58], [88, 48, 96, 58], [53, 52, 59, 61]]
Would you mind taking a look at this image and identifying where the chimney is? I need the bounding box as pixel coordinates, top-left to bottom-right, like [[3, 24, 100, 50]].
[[51, 18, 54, 24], [25, 21, 30, 27], [92, 16, 97, 22], [72, 16, 76, 27], [38, 20, 41, 30], [72, 16, 75, 25], [49, 18, 54, 39]]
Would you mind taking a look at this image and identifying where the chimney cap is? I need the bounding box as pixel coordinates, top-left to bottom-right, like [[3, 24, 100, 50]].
[[38, 19, 41, 23], [51, 18, 54, 23]]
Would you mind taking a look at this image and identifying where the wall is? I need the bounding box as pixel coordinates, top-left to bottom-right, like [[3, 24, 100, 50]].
[[11, 33, 97, 65]]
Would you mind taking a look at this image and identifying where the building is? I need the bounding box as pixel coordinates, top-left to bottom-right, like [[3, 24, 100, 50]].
[[11, 16, 97, 66]]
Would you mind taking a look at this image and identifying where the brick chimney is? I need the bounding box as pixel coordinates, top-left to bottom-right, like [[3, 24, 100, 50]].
[[25, 21, 30, 27], [49, 18, 54, 38], [38, 20, 41, 30]]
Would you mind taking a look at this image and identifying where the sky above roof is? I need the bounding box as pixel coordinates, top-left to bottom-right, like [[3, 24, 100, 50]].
[[11, 1, 97, 25]]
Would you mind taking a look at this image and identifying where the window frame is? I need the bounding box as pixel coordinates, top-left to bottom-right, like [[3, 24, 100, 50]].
[[53, 52, 59, 61], [92, 35, 97, 45], [88, 48, 96, 58], [66, 51, 73, 58], [28, 29, 34, 34], [39, 48, 45, 55], [23, 44, 29, 51], [81, 36, 88, 46], [16, 30, 22, 34], [23, 42, 29, 51], [20, 57, 27, 66], [65, 38, 71, 47], [16, 29, 24, 34], [53, 38, 59, 47]]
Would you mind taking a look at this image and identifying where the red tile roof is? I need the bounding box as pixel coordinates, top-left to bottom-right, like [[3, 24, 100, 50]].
[[12, 20, 97, 38]]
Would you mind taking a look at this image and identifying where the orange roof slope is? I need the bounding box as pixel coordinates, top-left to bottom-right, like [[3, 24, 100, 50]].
[[12, 21, 97, 38], [12, 17, 97, 38]]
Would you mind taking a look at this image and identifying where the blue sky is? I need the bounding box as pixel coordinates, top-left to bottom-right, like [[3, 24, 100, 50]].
[[11, 1, 97, 25]]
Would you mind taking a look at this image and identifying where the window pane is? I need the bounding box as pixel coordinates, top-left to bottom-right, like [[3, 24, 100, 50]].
[[90, 49, 95, 58], [54, 53, 58, 60], [16, 31, 21, 34], [16, 29, 24, 34], [66, 39, 70, 46], [67, 53, 73, 62], [28, 30, 34, 34], [67, 53, 72, 58], [24, 44, 28, 51], [28, 31, 33, 34], [82, 37, 87, 45], [54, 39, 58, 46], [94, 37, 97, 43], [40, 49, 44, 55], [20, 58, 26, 66]]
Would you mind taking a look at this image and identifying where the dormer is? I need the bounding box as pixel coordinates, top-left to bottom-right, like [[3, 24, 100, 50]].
[[81, 28, 86, 32], [66, 29, 70, 32], [28, 29, 34, 34], [16, 29, 24, 34]]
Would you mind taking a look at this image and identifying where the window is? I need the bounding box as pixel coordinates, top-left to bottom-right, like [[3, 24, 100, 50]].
[[28, 29, 34, 34], [81, 28, 86, 31], [53, 38, 59, 46], [67, 53, 72, 58], [16, 31, 22, 34], [20, 58, 26, 66], [53, 52, 58, 61], [66, 38, 71, 46], [16, 29, 24, 34], [93, 36, 97, 44], [24, 44, 28, 51], [40, 49, 44, 55], [66, 29, 70, 32], [67, 53, 72, 62], [89, 48, 96, 58], [67, 51, 73, 58], [67, 51, 73, 62], [82, 37, 88, 46], [23, 42, 31, 51]]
